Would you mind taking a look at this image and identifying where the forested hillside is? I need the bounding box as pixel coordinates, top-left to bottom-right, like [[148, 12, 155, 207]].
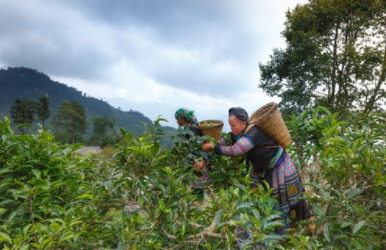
[[0, 67, 176, 139]]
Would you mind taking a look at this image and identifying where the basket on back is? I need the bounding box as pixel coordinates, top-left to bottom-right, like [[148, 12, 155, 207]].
[[198, 119, 224, 141], [249, 102, 292, 147]]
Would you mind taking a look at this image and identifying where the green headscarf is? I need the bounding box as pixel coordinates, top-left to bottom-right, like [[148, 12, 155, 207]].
[[175, 108, 199, 126]]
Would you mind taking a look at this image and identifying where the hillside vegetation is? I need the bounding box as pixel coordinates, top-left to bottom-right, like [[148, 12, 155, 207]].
[[0, 66, 177, 148], [1, 107, 385, 249], [0, 67, 174, 136]]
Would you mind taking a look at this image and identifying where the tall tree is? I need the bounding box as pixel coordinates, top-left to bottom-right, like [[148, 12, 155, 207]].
[[36, 95, 51, 128], [259, 0, 386, 115], [89, 115, 115, 147], [52, 100, 87, 144], [10, 98, 36, 134]]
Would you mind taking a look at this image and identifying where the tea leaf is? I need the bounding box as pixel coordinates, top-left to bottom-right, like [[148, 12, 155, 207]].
[[0, 232, 12, 243], [353, 220, 366, 235], [323, 223, 330, 242]]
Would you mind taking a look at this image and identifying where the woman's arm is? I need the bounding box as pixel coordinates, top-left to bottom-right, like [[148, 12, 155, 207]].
[[202, 134, 229, 152], [203, 136, 255, 157], [217, 137, 227, 146], [215, 136, 254, 156]]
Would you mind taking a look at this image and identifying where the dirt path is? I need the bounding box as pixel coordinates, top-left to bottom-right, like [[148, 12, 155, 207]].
[[75, 146, 101, 155]]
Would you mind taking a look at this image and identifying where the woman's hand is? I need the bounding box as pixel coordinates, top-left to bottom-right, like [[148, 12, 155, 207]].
[[202, 143, 215, 152], [194, 159, 206, 171]]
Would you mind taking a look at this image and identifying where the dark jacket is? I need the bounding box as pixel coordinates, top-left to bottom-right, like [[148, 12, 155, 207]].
[[231, 126, 278, 173], [189, 125, 202, 137]]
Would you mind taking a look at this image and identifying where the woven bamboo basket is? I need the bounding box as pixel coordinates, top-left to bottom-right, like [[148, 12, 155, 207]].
[[249, 102, 292, 147], [198, 119, 224, 141]]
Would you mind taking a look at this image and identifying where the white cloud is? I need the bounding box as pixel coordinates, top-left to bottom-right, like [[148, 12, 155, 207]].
[[0, 0, 307, 129]]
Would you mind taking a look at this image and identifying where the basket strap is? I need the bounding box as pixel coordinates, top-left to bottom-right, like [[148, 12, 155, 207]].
[[258, 145, 281, 149], [243, 124, 255, 134]]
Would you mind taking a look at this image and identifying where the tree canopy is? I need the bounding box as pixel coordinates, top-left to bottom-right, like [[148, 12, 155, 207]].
[[36, 95, 50, 128], [259, 0, 386, 115], [10, 98, 36, 134], [52, 100, 87, 144], [89, 115, 115, 147]]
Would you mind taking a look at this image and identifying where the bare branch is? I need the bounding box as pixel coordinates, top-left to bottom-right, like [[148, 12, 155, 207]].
[[163, 220, 224, 240]]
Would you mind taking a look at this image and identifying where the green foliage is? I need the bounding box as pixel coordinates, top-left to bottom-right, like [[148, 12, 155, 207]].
[[259, 0, 386, 116], [98, 145, 116, 158], [0, 67, 157, 137], [1, 107, 385, 249], [10, 98, 36, 134], [52, 100, 87, 144], [286, 108, 386, 249], [35, 95, 51, 128], [89, 115, 116, 147]]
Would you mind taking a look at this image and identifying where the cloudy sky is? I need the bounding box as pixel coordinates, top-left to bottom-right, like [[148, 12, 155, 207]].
[[0, 0, 306, 130]]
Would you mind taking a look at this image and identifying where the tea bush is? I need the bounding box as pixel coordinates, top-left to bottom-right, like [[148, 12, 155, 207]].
[[1, 106, 385, 249], [286, 108, 386, 249]]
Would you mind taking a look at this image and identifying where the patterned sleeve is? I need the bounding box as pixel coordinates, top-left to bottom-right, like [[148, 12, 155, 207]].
[[214, 136, 255, 156], [218, 138, 227, 146], [217, 132, 233, 146]]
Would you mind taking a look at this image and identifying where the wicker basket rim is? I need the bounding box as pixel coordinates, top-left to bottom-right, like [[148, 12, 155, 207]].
[[250, 102, 278, 121], [198, 119, 224, 129]]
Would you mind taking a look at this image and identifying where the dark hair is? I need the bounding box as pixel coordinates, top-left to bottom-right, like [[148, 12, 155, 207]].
[[228, 107, 249, 123]]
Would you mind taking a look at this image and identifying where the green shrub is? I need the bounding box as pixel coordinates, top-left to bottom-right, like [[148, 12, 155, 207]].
[[286, 108, 386, 249], [1, 107, 385, 249]]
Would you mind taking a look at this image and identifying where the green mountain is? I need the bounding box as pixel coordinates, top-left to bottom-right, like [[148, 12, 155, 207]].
[[0, 67, 176, 141]]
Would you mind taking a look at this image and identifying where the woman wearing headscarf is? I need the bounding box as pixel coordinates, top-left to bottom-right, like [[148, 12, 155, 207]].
[[202, 107, 314, 232], [175, 108, 201, 136], [175, 108, 211, 203]]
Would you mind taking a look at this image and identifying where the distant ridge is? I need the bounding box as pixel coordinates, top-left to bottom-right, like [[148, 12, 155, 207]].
[[0, 66, 156, 136]]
